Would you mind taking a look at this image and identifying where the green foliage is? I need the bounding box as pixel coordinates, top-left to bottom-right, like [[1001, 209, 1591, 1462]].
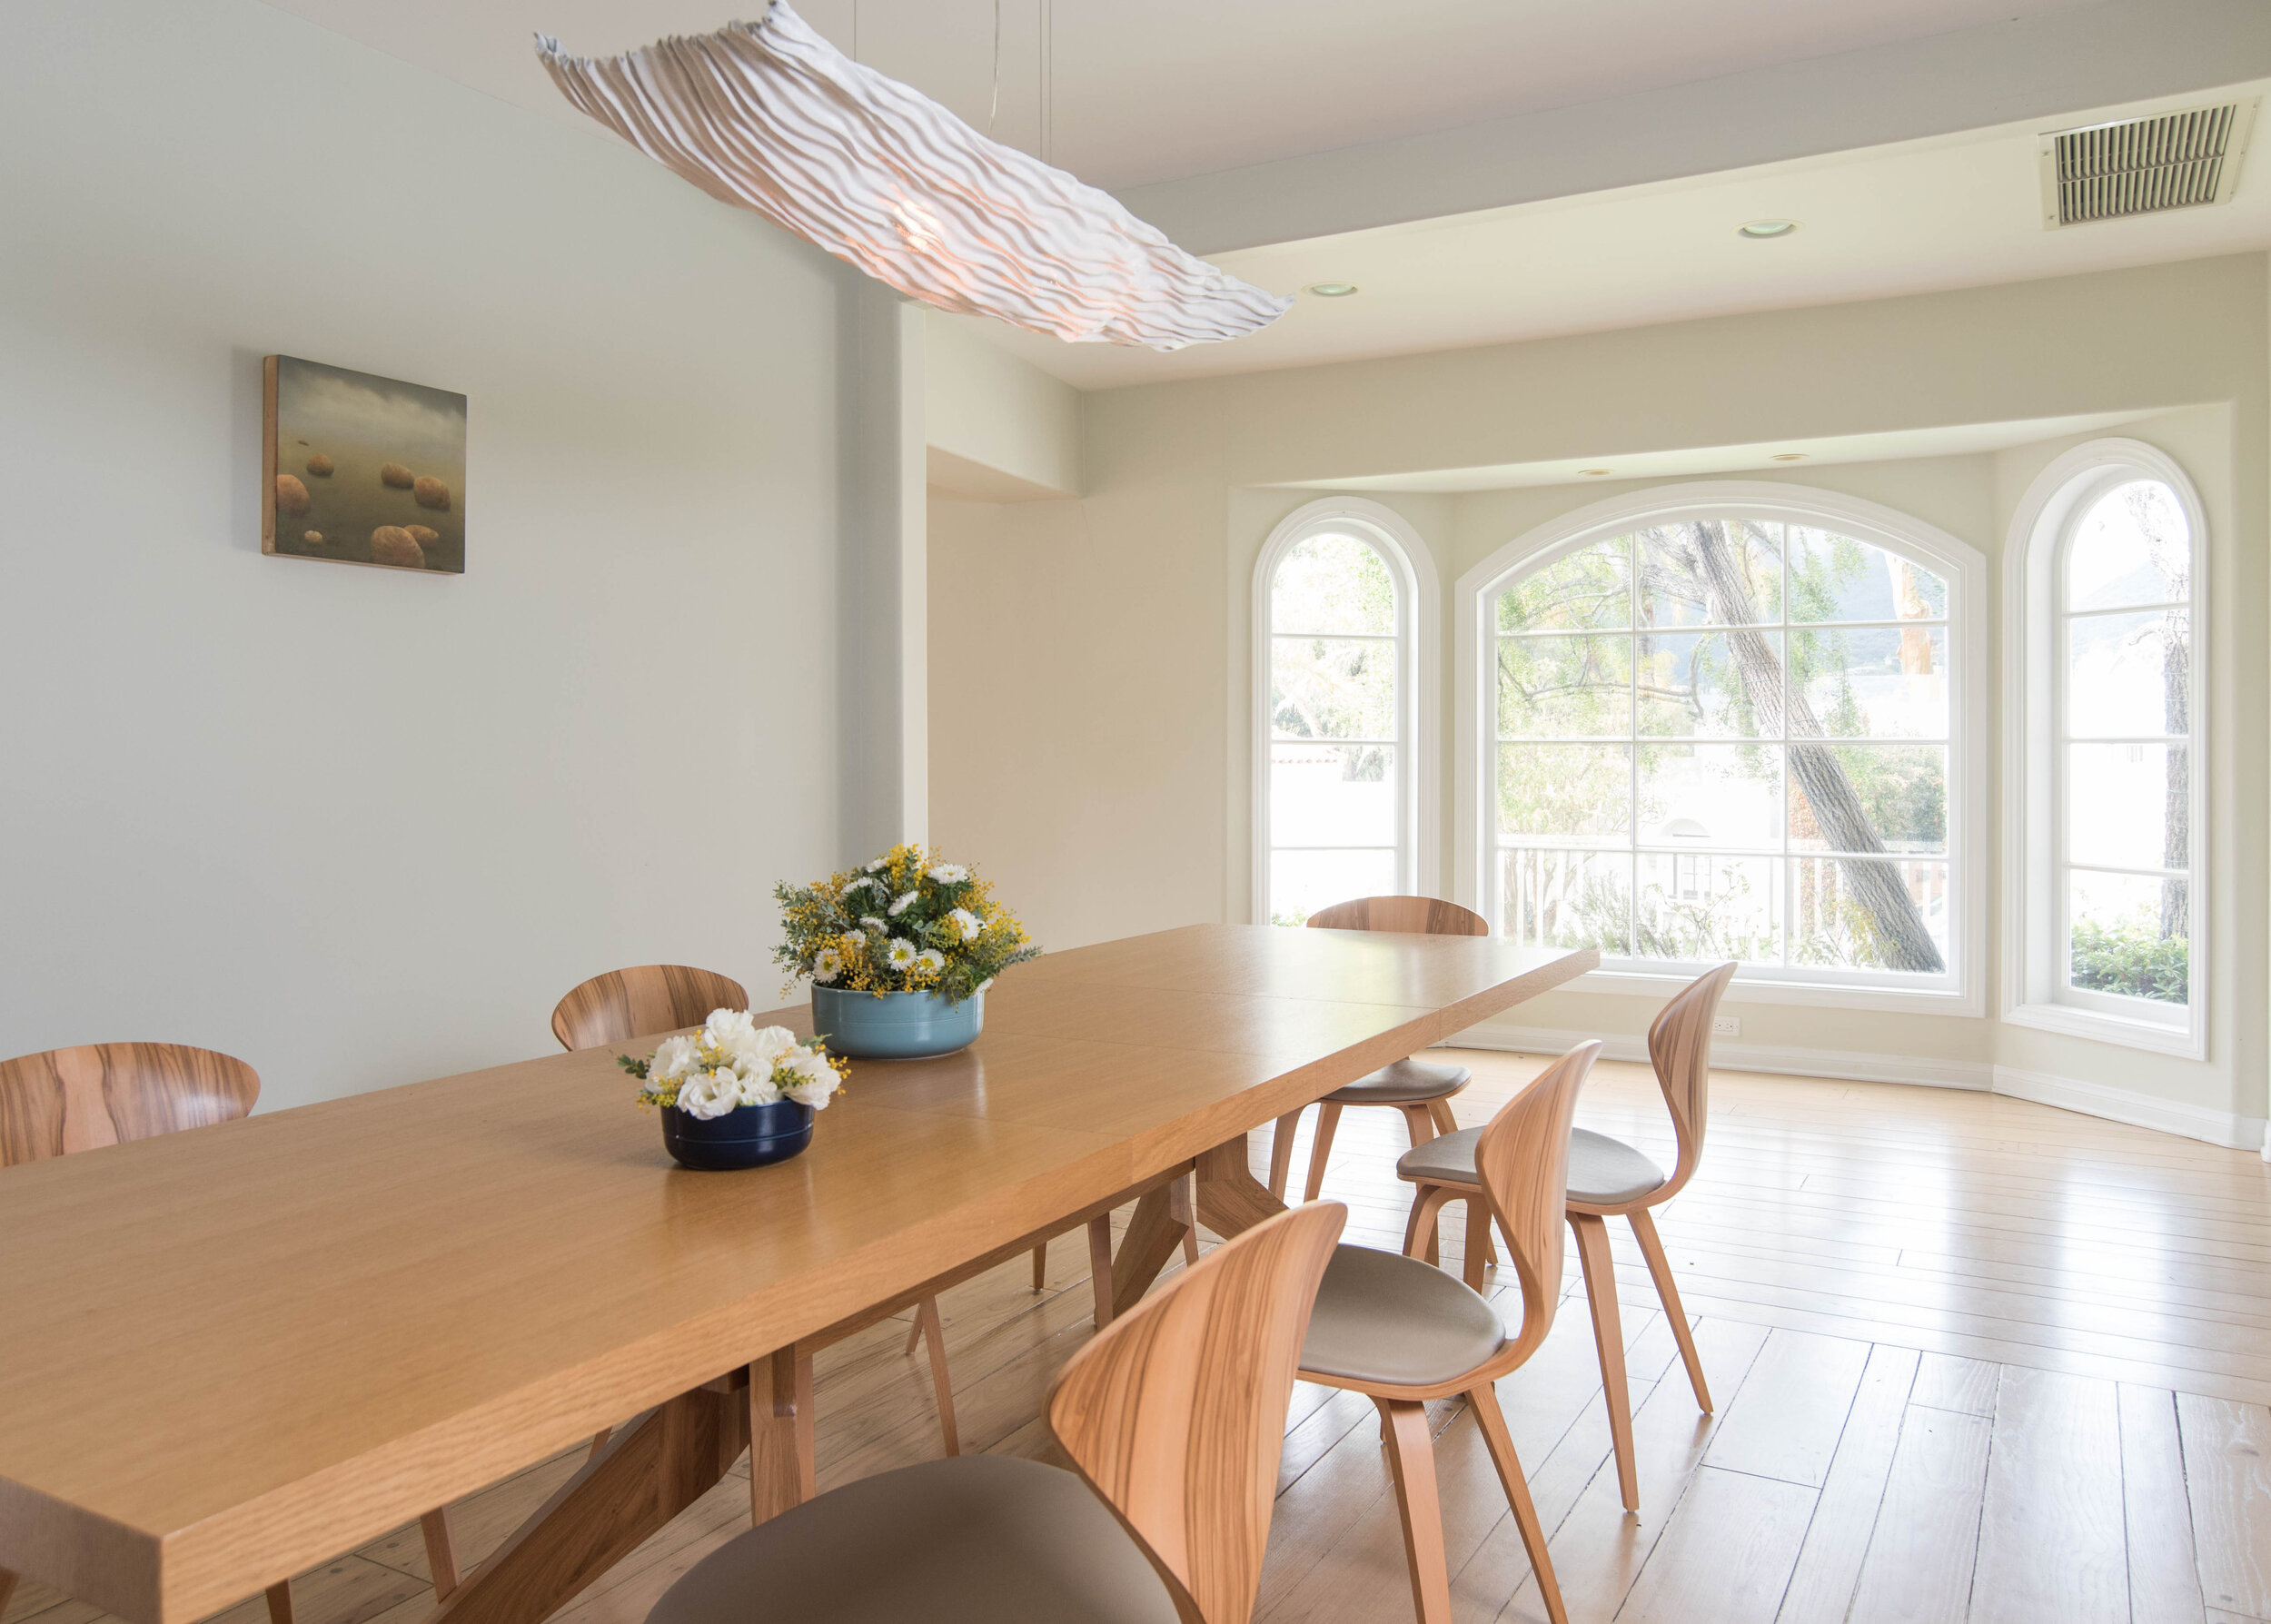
[[774, 843, 1039, 1005], [2070, 913, 2188, 1005]]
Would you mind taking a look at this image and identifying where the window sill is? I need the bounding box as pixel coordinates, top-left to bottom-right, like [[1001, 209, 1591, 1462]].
[[2002, 999, 2205, 1060], [1562, 967, 1980, 1017]]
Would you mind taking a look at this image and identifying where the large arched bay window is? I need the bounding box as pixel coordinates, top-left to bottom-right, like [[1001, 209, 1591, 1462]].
[[2008, 441, 2207, 1057], [1254, 500, 1436, 926], [1455, 483, 1985, 1007]]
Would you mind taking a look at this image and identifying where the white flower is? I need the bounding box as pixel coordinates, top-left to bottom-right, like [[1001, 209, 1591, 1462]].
[[703, 1008, 759, 1052], [860, 916, 888, 933], [843, 875, 876, 894], [865, 857, 888, 872], [780, 1045, 841, 1108], [888, 890, 917, 916], [915, 947, 946, 974], [724, 1023, 798, 1073], [728, 1065, 783, 1108], [948, 907, 982, 942], [884, 937, 918, 969], [673, 1069, 737, 1119], [650, 1034, 701, 1082], [813, 947, 843, 984], [927, 864, 968, 884]]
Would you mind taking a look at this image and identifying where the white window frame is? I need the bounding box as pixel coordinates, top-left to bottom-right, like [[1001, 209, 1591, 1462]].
[[1453, 480, 1988, 1015], [1252, 499, 1438, 926], [2004, 439, 2208, 1059]]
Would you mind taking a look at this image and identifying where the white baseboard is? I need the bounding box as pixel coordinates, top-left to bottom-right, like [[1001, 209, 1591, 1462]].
[[1450, 1023, 2264, 1151], [1988, 1065, 2267, 1152]]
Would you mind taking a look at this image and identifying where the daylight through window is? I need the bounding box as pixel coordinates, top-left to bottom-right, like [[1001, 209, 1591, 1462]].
[[1490, 516, 1956, 985], [1266, 531, 1407, 925]]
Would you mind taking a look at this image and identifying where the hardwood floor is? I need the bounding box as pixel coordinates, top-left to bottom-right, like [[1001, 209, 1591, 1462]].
[[6, 1053, 2266, 1624]]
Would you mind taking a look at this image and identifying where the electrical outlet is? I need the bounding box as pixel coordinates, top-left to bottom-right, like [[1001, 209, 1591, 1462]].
[[1711, 1015, 1740, 1036]]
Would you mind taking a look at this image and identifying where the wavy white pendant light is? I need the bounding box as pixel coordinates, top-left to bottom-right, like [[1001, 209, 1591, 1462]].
[[536, 3, 1291, 352]]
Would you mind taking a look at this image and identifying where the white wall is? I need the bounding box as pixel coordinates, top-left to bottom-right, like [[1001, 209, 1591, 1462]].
[[931, 255, 2269, 1144], [925, 313, 1082, 500], [0, 0, 888, 1107]]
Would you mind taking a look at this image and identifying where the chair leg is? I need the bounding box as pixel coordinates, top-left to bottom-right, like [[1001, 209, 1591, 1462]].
[[264, 1583, 293, 1624], [1630, 1207, 1711, 1412], [1031, 1241, 1048, 1290], [1459, 1195, 1489, 1293], [1267, 1107, 1304, 1200], [1375, 1398, 1454, 1624], [1469, 1381, 1570, 1624], [1087, 1213, 1116, 1327], [1398, 1102, 1438, 1150], [913, 1294, 959, 1456], [1303, 1103, 1343, 1202], [1571, 1213, 1639, 1512], [1170, 1172, 1200, 1265], [0, 1568, 18, 1621], [1427, 1098, 1496, 1266], [1403, 1183, 1457, 1271], [420, 1508, 460, 1600]]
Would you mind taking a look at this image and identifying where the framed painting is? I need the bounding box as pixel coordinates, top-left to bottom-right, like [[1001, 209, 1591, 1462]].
[[263, 356, 466, 574]]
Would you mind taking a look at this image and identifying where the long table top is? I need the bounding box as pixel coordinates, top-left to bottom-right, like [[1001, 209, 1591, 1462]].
[[0, 926, 1592, 1623]]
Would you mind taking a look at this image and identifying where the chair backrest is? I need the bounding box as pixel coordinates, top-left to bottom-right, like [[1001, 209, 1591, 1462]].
[[0, 1043, 260, 1167], [1304, 896, 1487, 936], [1472, 1041, 1600, 1365], [1048, 1201, 1345, 1624], [1648, 961, 1738, 1200], [550, 965, 749, 1052]]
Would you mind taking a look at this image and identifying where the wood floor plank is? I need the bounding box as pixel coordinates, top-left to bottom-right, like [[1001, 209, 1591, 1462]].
[[1970, 1367, 2127, 1624], [1702, 1329, 1871, 1489], [1614, 1465, 1817, 1624], [2178, 1392, 2271, 1619], [2120, 1384, 2208, 1624], [1773, 1343, 1919, 1624], [1843, 1406, 1992, 1624]]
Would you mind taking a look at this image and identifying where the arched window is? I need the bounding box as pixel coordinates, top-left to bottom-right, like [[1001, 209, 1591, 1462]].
[[1254, 500, 1434, 926], [2008, 441, 2206, 1056], [1456, 482, 1985, 1007]]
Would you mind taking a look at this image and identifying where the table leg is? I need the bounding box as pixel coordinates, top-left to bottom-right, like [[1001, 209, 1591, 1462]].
[[423, 1380, 749, 1624], [748, 1345, 815, 1524], [1194, 1133, 1289, 1238], [1111, 1134, 1292, 1314], [1109, 1183, 1191, 1319]]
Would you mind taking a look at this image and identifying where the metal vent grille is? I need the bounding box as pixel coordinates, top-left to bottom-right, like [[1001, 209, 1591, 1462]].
[[2040, 101, 2256, 227]]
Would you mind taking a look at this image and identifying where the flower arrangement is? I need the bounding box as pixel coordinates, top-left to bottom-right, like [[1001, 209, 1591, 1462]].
[[621, 1008, 848, 1118], [774, 842, 1039, 1005]]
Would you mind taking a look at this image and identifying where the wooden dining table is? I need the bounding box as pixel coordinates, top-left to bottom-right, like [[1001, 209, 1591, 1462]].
[[0, 926, 1593, 1624]]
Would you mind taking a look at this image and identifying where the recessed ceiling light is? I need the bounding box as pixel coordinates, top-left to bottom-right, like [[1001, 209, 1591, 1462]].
[[1581, 468, 1613, 476], [1770, 452, 1808, 461], [1738, 220, 1800, 239], [1304, 282, 1360, 297]]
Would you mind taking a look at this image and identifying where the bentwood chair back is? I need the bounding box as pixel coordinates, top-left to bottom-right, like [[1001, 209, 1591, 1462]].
[[1049, 1201, 1347, 1624], [1278, 896, 1492, 1214], [0, 1043, 259, 1164], [645, 1203, 1346, 1624], [550, 965, 749, 1051], [1470, 1043, 1590, 1366], [1644, 958, 1736, 1204]]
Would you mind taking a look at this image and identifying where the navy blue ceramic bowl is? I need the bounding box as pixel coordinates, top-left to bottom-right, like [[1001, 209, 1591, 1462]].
[[660, 1099, 814, 1171]]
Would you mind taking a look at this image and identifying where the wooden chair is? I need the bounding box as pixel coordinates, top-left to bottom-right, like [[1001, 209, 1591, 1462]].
[[645, 1201, 1346, 1624], [551, 965, 962, 1461], [1296, 1040, 1599, 1624], [1400, 962, 1737, 1514], [0, 1045, 298, 1623], [1272, 897, 1496, 1271]]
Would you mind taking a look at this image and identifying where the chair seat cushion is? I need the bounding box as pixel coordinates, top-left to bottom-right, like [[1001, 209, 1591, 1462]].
[[647, 1454, 1179, 1624], [1397, 1125, 1668, 1207], [1324, 1056, 1472, 1104], [1298, 1243, 1506, 1388]]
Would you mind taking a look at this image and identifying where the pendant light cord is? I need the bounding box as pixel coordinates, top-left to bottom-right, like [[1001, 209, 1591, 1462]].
[[988, 0, 1001, 139]]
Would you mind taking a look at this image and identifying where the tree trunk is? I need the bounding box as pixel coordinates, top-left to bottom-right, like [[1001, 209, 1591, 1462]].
[[1676, 522, 1945, 974]]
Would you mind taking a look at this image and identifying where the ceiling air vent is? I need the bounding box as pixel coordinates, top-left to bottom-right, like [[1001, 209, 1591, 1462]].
[[2038, 99, 2257, 228]]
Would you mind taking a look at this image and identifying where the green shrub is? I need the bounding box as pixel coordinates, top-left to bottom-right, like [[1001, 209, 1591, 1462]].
[[2069, 916, 2187, 1005]]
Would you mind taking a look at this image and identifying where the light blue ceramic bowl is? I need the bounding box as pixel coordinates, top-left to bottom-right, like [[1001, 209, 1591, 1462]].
[[811, 985, 985, 1059]]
